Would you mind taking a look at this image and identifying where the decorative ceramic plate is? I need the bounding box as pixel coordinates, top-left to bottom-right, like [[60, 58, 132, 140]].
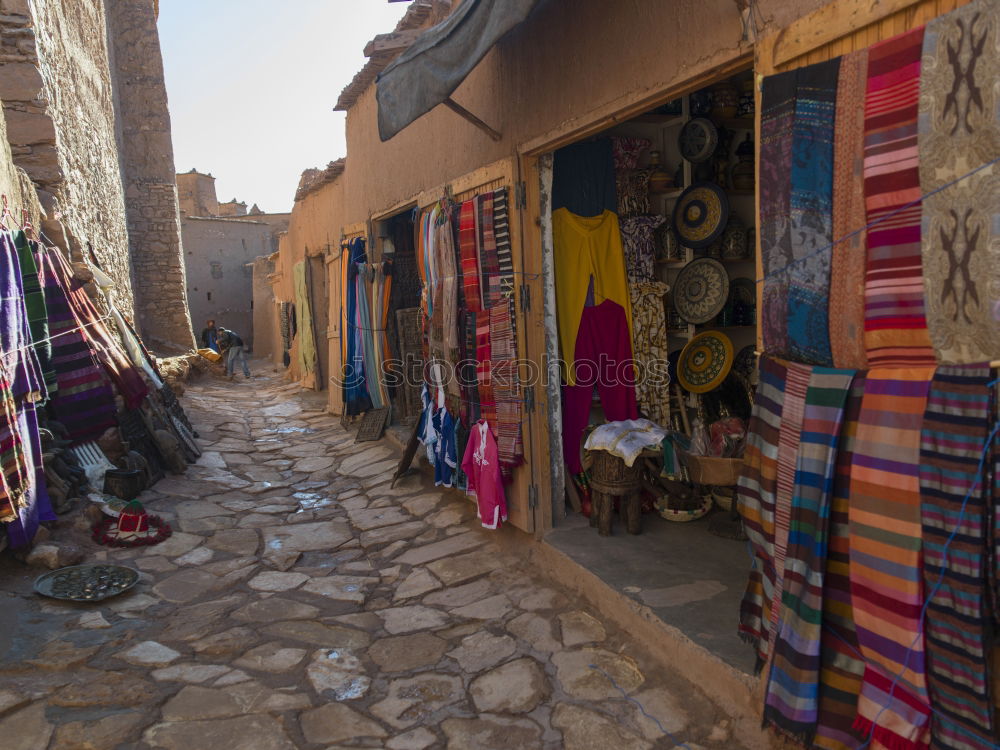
[[672, 257, 729, 324], [672, 183, 729, 249], [677, 331, 734, 393], [678, 117, 719, 163], [34, 564, 139, 602]]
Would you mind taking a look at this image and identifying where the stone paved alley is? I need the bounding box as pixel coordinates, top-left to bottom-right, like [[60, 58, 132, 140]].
[[0, 370, 745, 749]]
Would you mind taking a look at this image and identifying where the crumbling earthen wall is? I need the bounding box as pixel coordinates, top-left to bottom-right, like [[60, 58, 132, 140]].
[[106, 0, 194, 350]]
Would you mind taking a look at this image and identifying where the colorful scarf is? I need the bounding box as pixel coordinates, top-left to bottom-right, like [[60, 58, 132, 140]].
[[436, 207, 460, 357], [918, 1, 1000, 365], [459, 199, 482, 312], [492, 189, 515, 338], [768, 362, 811, 652], [737, 356, 788, 667], [862, 28, 935, 366], [343, 238, 372, 416], [463, 309, 480, 424], [814, 375, 868, 750], [38, 248, 117, 444], [920, 365, 994, 750], [787, 59, 838, 366], [489, 301, 523, 472], [0, 232, 43, 401], [477, 193, 501, 309], [829, 48, 869, 371], [849, 366, 935, 750], [475, 309, 495, 427], [14, 234, 56, 397], [0, 371, 26, 525], [759, 71, 797, 358], [764, 367, 855, 743]]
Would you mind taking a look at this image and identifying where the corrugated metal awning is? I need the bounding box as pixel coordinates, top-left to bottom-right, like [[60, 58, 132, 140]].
[[375, 0, 541, 142]]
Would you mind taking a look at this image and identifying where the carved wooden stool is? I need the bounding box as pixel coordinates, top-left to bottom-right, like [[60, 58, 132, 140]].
[[587, 449, 643, 536]]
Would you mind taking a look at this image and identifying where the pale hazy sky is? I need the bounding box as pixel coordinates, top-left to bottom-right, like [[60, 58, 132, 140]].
[[158, 0, 409, 214]]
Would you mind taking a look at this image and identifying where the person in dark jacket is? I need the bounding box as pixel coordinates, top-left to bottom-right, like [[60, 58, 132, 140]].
[[201, 319, 219, 352], [217, 328, 251, 379]]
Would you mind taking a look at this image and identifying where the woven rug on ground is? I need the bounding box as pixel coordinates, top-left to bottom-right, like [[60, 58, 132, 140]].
[[848, 366, 935, 749], [764, 367, 855, 743], [918, 0, 1000, 366], [759, 71, 797, 359], [920, 364, 994, 750], [814, 375, 867, 750], [787, 59, 839, 367], [862, 28, 935, 367], [829, 49, 869, 371], [737, 356, 788, 668]]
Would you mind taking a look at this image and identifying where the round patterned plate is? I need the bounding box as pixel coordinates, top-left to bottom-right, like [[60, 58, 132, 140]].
[[672, 257, 729, 324], [677, 331, 734, 393], [34, 564, 139, 602], [673, 182, 729, 249], [678, 117, 719, 163]]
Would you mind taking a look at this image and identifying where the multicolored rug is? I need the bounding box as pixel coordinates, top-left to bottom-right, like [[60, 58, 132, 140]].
[[459, 199, 483, 313], [920, 365, 995, 750], [918, 0, 1000, 365], [759, 71, 797, 359], [764, 367, 856, 743], [862, 28, 935, 366], [814, 375, 868, 750], [787, 59, 839, 367], [490, 301, 523, 472], [848, 366, 935, 750], [737, 355, 788, 668], [477, 193, 501, 309], [829, 48, 869, 371]]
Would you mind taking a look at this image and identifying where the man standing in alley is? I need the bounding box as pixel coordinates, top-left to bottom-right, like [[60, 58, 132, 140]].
[[201, 319, 219, 352], [217, 327, 251, 380]]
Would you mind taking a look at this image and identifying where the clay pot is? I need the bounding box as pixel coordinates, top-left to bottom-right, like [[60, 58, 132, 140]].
[[710, 81, 739, 120]]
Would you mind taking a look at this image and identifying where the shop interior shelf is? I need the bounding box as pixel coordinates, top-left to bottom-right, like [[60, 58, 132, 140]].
[[631, 113, 686, 126], [717, 117, 754, 130]]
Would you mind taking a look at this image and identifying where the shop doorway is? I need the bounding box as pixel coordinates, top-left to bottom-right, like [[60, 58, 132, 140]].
[[530, 68, 760, 674]]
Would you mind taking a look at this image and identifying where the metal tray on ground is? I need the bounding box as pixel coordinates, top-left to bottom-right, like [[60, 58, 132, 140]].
[[34, 564, 139, 602], [355, 407, 390, 443]]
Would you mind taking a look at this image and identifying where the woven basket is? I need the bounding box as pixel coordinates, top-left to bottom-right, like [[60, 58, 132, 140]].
[[657, 493, 712, 523], [712, 487, 735, 511], [682, 453, 744, 486]]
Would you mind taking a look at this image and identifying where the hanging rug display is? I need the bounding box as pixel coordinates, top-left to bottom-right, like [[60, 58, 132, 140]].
[[34, 564, 139, 602], [677, 330, 734, 393], [92, 500, 172, 548], [672, 182, 729, 249], [673, 257, 729, 324]]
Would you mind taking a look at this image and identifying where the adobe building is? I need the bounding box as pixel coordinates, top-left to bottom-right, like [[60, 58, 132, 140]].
[[259, 0, 991, 745], [0, 0, 194, 351], [177, 169, 289, 348]]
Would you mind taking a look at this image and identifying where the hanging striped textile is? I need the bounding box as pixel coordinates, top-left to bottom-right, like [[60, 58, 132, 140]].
[[475, 310, 495, 427], [737, 356, 788, 668], [849, 366, 935, 750], [759, 70, 797, 358], [0, 372, 26, 524], [37, 247, 117, 444], [463, 309, 481, 423], [493, 189, 514, 294], [829, 48, 869, 371], [14, 233, 56, 397], [768, 361, 811, 652], [920, 365, 994, 750], [459, 199, 483, 312], [764, 367, 856, 743], [436, 206, 460, 357], [787, 59, 839, 366], [477, 193, 501, 309], [862, 28, 935, 366], [490, 301, 523, 472], [814, 375, 868, 750]]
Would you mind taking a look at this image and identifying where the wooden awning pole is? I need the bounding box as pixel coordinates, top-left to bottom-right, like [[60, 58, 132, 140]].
[[443, 97, 502, 141]]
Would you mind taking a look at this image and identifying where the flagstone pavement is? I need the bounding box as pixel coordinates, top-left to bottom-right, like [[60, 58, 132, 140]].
[[0, 371, 746, 749]]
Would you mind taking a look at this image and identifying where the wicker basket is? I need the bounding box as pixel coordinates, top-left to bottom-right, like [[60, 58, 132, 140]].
[[587, 450, 643, 494], [682, 453, 745, 486], [656, 493, 713, 523]]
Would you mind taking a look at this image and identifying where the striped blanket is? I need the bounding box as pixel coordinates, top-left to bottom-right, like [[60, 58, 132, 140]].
[[768, 362, 811, 651], [38, 248, 117, 444], [737, 356, 788, 667], [477, 193, 501, 309], [787, 59, 839, 367], [14, 233, 56, 397], [490, 301, 523, 473], [828, 48, 869, 371], [0, 372, 26, 524], [862, 28, 935, 366], [814, 375, 868, 750], [920, 365, 994, 750], [849, 366, 935, 750], [459, 199, 483, 313], [764, 367, 856, 742], [493, 189, 515, 336]]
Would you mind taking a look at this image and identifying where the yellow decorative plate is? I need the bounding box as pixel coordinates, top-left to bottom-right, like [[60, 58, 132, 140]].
[[677, 331, 734, 393]]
